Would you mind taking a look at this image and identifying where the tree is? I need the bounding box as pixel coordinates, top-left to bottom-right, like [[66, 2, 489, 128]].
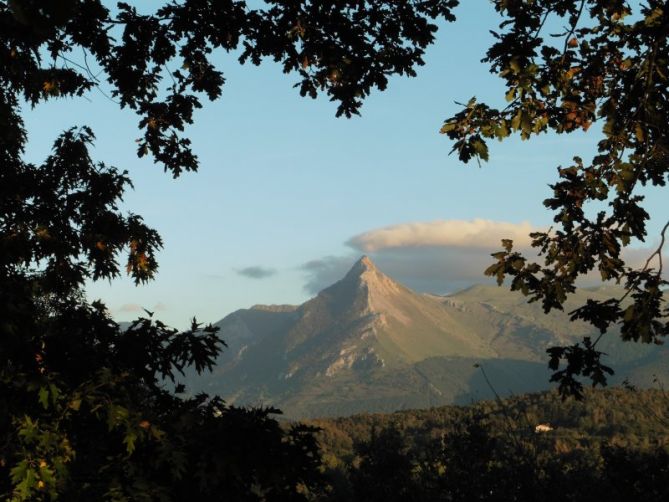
[[349, 426, 421, 502], [0, 0, 459, 499], [440, 0, 669, 396]]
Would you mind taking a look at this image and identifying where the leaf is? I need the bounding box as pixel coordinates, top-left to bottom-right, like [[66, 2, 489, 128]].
[[471, 138, 489, 161], [150, 426, 166, 441], [124, 431, 137, 455], [505, 88, 516, 102], [48, 383, 60, 406], [38, 387, 49, 410], [10, 460, 29, 484], [439, 122, 457, 134], [495, 120, 510, 139]]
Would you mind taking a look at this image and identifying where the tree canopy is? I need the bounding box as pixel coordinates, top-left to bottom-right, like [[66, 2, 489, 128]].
[[441, 0, 669, 395], [0, 0, 459, 499]]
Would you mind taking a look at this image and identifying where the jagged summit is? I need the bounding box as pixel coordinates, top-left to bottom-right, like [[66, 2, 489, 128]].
[[344, 255, 377, 277], [201, 257, 662, 419], [336, 255, 403, 302], [360, 254, 373, 266]]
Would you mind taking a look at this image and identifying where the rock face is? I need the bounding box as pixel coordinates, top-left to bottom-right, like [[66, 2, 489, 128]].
[[188, 256, 665, 418]]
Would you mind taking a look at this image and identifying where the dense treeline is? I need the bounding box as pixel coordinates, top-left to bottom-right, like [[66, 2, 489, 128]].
[[307, 388, 669, 501]]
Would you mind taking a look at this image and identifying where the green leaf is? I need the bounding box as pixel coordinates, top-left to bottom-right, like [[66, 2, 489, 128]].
[[38, 387, 49, 410], [124, 431, 138, 455], [10, 459, 29, 484], [48, 383, 60, 406]]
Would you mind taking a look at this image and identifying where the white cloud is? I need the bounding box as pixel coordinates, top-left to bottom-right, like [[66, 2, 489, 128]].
[[347, 219, 536, 252], [301, 220, 668, 296]]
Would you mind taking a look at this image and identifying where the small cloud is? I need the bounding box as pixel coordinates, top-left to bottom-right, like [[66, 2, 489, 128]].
[[153, 302, 168, 311], [347, 219, 536, 252], [236, 265, 276, 279], [118, 303, 143, 313]]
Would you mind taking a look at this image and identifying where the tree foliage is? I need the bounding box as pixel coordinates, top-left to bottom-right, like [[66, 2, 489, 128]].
[[315, 388, 669, 501], [0, 0, 460, 499], [441, 0, 669, 395]]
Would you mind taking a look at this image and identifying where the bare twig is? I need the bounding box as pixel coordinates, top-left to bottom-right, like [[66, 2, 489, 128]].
[[57, 55, 119, 105], [560, 0, 586, 62], [642, 219, 669, 276]]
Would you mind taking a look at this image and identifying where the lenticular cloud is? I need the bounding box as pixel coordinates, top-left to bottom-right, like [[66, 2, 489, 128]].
[[347, 219, 536, 252]]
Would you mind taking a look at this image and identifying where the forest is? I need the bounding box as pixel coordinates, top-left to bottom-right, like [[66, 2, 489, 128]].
[[309, 387, 669, 501]]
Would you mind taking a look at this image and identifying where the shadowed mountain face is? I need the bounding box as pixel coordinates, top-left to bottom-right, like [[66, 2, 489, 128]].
[[187, 256, 666, 418]]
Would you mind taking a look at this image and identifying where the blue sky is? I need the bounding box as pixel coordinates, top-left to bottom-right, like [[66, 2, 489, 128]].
[[22, 1, 667, 328]]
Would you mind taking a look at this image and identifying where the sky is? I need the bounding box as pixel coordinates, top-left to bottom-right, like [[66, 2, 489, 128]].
[[22, 0, 667, 329]]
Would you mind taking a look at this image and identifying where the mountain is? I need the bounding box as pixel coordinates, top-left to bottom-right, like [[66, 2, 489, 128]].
[[187, 256, 667, 418]]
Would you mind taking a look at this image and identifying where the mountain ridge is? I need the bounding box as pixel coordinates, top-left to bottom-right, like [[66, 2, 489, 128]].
[[187, 256, 667, 418]]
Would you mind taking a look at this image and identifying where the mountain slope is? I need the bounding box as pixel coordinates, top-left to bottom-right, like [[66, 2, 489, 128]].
[[188, 257, 666, 418]]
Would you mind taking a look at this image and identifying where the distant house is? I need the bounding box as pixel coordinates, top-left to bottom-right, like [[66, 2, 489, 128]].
[[535, 423, 554, 433]]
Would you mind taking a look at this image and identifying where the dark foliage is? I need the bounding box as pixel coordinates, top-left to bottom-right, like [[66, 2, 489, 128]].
[[0, 125, 324, 500], [441, 0, 669, 395], [315, 388, 669, 501], [0, 0, 460, 499], [349, 426, 422, 502]]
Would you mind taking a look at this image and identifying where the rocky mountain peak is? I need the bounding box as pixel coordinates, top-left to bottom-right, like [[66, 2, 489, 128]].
[[345, 255, 377, 276], [358, 254, 375, 268], [339, 255, 403, 302]]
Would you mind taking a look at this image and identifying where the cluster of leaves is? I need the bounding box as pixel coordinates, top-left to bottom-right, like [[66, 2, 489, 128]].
[[1, 0, 465, 499], [0, 123, 323, 499], [440, 0, 669, 395], [2, 0, 459, 175]]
